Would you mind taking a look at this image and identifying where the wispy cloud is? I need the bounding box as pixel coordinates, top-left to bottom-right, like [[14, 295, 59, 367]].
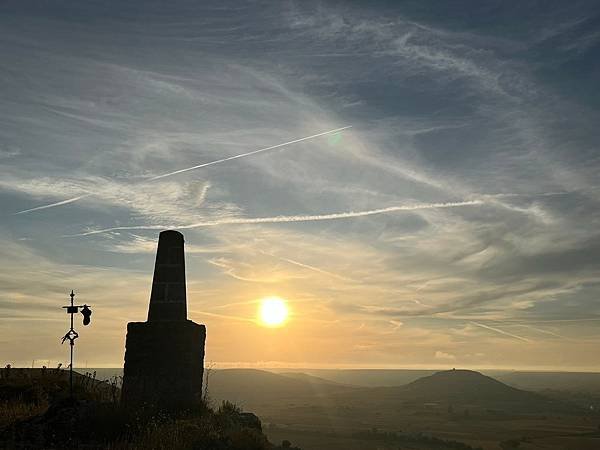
[[149, 126, 352, 180], [264, 253, 354, 282], [13, 194, 91, 215], [68, 200, 484, 236], [470, 322, 531, 343], [511, 323, 570, 340], [191, 310, 256, 323], [0, 145, 21, 159], [2, 1, 600, 368], [12, 126, 352, 215]]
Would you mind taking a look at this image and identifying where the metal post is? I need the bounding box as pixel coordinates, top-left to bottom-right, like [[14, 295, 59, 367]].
[[69, 291, 74, 398], [61, 290, 86, 400], [70, 339, 74, 397]]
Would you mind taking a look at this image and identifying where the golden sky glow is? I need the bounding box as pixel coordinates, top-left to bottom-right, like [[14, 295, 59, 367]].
[[2, 2, 600, 372]]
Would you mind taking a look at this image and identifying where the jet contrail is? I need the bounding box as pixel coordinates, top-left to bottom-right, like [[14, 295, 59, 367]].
[[260, 250, 355, 282], [13, 126, 352, 215], [66, 200, 483, 236], [511, 323, 570, 340], [149, 125, 353, 181], [523, 317, 600, 323], [13, 194, 91, 215], [470, 321, 531, 342], [277, 256, 354, 282]]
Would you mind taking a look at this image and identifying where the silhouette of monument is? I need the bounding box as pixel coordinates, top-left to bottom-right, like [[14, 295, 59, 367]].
[[121, 230, 206, 409]]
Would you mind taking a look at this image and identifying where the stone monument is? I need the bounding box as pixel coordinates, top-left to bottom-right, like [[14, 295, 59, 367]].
[[121, 230, 206, 409]]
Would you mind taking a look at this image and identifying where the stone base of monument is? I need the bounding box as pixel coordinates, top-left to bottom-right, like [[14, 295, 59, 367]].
[[121, 320, 206, 409]]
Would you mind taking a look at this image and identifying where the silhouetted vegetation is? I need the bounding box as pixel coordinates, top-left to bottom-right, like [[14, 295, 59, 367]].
[[0, 369, 301, 450], [351, 428, 484, 449], [499, 438, 522, 450]]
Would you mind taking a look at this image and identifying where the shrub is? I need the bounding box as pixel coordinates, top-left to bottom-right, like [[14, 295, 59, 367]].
[[1, 375, 299, 450]]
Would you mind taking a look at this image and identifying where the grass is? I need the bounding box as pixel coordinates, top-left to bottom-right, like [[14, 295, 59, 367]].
[[0, 369, 301, 450], [0, 398, 47, 428]]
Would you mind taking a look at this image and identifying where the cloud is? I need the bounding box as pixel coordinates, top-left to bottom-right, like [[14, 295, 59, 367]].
[[149, 126, 352, 181], [1, 1, 600, 368], [68, 200, 483, 236], [434, 350, 456, 361], [14, 194, 92, 215], [268, 254, 354, 282], [510, 323, 570, 340], [0, 145, 21, 159], [11, 127, 351, 215], [469, 322, 531, 343]]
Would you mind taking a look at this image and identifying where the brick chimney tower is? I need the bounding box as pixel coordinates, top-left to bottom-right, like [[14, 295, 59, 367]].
[[121, 230, 206, 409]]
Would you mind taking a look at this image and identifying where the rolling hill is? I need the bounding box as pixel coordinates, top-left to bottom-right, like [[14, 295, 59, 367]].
[[295, 369, 438, 387], [498, 371, 600, 393], [338, 369, 579, 413], [206, 368, 579, 415], [279, 372, 352, 387], [206, 368, 356, 408]]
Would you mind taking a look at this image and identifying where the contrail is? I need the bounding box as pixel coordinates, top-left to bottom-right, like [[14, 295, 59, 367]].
[[13, 194, 91, 215], [277, 256, 353, 282], [13, 126, 352, 215], [527, 317, 600, 322], [261, 250, 354, 282], [149, 126, 353, 181], [66, 200, 483, 236], [470, 321, 531, 342], [511, 324, 570, 340]]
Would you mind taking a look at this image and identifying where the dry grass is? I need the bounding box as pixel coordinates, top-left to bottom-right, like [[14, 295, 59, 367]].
[[0, 371, 294, 449], [0, 398, 47, 428]]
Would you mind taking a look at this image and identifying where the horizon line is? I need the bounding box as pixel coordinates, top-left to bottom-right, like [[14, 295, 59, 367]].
[[18, 363, 600, 373]]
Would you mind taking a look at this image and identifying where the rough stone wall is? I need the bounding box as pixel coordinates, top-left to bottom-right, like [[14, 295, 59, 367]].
[[121, 320, 206, 409]]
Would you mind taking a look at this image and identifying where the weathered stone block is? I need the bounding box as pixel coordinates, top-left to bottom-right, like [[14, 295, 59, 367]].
[[121, 320, 206, 409]]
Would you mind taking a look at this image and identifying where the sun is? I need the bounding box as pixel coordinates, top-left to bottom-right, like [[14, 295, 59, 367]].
[[259, 296, 289, 327]]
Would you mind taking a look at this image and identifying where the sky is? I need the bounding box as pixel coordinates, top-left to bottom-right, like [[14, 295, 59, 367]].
[[1, 0, 600, 370]]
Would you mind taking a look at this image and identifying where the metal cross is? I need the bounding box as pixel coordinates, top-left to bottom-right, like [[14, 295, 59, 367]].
[[61, 290, 92, 398]]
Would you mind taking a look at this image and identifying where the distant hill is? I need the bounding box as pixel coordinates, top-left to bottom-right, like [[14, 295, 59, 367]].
[[337, 369, 579, 413], [289, 369, 439, 387], [206, 368, 579, 415], [80, 367, 590, 415], [206, 369, 355, 408], [498, 371, 600, 393], [279, 372, 351, 387]]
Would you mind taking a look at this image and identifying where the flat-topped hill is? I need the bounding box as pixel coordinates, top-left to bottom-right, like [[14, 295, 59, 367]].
[[401, 369, 536, 402], [340, 369, 579, 413]]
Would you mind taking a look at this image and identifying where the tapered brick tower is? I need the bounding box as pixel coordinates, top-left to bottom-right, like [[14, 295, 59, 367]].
[[121, 230, 206, 409]]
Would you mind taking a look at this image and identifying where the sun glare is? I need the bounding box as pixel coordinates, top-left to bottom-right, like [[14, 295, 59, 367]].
[[259, 297, 288, 327]]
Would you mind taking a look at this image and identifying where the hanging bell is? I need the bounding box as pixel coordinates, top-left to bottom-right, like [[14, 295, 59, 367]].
[[81, 304, 92, 326]]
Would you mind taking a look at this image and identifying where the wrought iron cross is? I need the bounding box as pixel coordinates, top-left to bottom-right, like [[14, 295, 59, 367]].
[[61, 290, 92, 398]]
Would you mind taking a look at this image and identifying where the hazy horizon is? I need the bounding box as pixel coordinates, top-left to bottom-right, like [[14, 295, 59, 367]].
[[19, 361, 600, 375], [2, 1, 600, 371]]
